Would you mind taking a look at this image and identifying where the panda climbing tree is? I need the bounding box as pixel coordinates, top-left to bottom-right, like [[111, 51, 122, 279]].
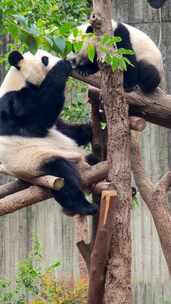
[[70, 20, 163, 93]]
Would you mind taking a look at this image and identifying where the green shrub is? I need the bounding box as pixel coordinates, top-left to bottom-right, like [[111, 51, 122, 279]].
[[0, 236, 88, 304]]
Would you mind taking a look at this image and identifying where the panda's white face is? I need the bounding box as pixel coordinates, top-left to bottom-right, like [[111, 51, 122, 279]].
[[18, 51, 48, 86], [0, 50, 62, 97], [35, 49, 61, 73], [9, 49, 62, 86]]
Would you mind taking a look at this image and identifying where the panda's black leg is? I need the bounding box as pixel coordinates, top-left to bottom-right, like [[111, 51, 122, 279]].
[[56, 118, 92, 146], [123, 65, 138, 92], [41, 157, 98, 216], [137, 60, 161, 93]]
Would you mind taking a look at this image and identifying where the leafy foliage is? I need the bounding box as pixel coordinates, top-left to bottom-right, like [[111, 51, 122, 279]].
[[0, 236, 88, 304], [98, 34, 134, 72], [1, 0, 91, 55], [1, 0, 133, 71], [62, 79, 90, 123]]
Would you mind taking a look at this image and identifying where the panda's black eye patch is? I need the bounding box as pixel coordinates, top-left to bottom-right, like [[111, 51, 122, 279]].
[[42, 56, 49, 66]]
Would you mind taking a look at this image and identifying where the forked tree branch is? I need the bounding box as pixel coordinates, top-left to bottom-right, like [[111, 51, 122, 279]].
[[131, 132, 171, 275]]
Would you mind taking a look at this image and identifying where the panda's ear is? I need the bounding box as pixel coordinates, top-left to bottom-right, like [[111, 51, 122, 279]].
[[41, 56, 49, 66], [8, 51, 24, 70]]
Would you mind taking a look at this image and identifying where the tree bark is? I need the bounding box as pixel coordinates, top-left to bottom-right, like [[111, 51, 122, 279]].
[[90, 1, 132, 303], [0, 186, 51, 216], [131, 132, 171, 275], [103, 69, 132, 304], [72, 71, 171, 130], [88, 191, 117, 304]]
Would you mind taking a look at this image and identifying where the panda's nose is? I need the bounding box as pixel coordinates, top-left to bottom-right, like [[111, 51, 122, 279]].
[[69, 58, 78, 69], [67, 52, 78, 68]]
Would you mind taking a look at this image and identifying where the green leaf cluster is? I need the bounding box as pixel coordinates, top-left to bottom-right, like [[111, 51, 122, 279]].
[[0, 235, 88, 304], [83, 33, 135, 73], [1, 0, 90, 55], [0, 235, 61, 303], [62, 79, 90, 123]]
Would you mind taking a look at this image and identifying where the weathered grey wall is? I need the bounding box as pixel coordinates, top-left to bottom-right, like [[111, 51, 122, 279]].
[[112, 0, 171, 303], [0, 199, 80, 281]]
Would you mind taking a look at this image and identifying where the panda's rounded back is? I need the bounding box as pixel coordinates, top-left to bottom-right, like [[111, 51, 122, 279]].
[[122, 22, 163, 73]]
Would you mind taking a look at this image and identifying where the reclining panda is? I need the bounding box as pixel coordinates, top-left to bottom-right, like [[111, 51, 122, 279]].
[[0, 49, 97, 216], [70, 20, 164, 93]]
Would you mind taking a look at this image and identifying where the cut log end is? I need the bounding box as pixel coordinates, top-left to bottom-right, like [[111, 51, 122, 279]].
[[129, 116, 146, 131]]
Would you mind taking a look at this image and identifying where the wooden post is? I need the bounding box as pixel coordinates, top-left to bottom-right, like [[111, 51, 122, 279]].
[[88, 191, 117, 304]]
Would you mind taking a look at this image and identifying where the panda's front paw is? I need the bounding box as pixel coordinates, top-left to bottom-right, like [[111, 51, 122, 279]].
[[53, 60, 72, 76], [78, 69, 89, 77]]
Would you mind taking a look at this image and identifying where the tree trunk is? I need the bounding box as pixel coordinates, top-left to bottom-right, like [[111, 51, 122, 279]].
[[103, 69, 132, 304], [91, 1, 132, 303]]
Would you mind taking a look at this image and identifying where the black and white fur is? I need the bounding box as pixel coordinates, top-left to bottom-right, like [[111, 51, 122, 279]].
[[0, 49, 97, 216], [71, 21, 163, 93]]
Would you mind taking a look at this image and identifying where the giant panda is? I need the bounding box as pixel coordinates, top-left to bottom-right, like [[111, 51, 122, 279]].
[[70, 20, 163, 93], [0, 49, 98, 216]]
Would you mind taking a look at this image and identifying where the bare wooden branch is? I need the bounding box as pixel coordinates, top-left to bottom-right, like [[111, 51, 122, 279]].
[[0, 186, 51, 216], [77, 240, 92, 272], [89, 83, 107, 261], [131, 132, 154, 203], [0, 175, 64, 196], [72, 72, 171, 130], [131, 132, 171, 275], [82, 161, 108, 187], [88, 191, 117, 304], [129, 117, 146, 131], [94, 181, 113, 193], [0, 161, 108, 216], [0, 180, 29, 199], [29, 175, 64, 190], [71, 70, 100, 88], [127, 88, 171, 129]]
